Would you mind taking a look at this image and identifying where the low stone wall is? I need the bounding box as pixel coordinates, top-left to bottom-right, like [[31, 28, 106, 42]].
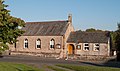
[[10, 51, 108, 61], [68, 54, 108, 61], [2, 50, 11, 55], [11, 51, 60, 58]]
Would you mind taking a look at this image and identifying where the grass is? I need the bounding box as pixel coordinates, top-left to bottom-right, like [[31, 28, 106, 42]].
[[44, 64, 67, 71], [56, 64, 120, 71], [1, 62, 120, 71], [0, 62, 44, 71]]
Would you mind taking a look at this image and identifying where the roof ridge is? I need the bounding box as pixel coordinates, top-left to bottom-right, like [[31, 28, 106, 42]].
[[75, 31, 108, 33], [26, 20, 68, 24]]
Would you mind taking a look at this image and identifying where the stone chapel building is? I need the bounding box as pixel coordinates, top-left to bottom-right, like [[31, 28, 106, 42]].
[[9, 14, 111, 60], [9, 14, 74, 58]]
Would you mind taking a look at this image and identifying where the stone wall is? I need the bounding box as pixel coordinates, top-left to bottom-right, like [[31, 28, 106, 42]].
[[9, 36, 63, 55], [76, 43, 109, 56], [63, 22, 74, 57], [68, 54, 108, 61], [11, 51, 60, 58], [66, 42, 110, 56]]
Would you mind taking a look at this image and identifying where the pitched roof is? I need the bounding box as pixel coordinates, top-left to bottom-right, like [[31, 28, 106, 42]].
[[22, 20, 69, 36], [67, 31, 110, 43]]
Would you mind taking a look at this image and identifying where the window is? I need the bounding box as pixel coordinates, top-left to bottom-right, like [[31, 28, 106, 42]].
[[94, 43, 100, 51], [84, 43, 89, 51], [56, 44, 61, 49], [36, 39, 41, 49], [24, 39, 28, 48], [76, 45, 81, 50], [50, 39, 55, 49]]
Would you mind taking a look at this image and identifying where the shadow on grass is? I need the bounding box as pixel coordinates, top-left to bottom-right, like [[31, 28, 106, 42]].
[[80, 61, 103, 66], [79, 56, 120, 68], [103, 58, 120, 68]]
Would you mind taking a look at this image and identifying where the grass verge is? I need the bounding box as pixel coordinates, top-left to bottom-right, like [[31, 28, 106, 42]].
[[56, 64, 120, 71], [45, 65, 67, 71], [0, 62, 44, 71]]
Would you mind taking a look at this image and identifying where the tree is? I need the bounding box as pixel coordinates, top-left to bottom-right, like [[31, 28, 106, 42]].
[[85, 28, 103, 32], [86, 28, 96, 32], [115, 23, 120, 61], [110, 31, 116, 49], [0, 0, 25, 54]]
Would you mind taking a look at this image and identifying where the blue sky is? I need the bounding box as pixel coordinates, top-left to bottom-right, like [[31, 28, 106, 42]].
[[6, 0, 120, 31]]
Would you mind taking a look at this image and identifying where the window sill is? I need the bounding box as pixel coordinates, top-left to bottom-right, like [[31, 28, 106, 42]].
[[36, 48, 41, 49], [50, 48, 55, 50], [24, 47, 28, 49], [93, 50, 99, 52], [83, 50, 89, 51]]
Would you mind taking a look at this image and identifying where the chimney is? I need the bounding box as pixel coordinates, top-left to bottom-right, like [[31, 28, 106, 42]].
[[68, 14, 72, 23]]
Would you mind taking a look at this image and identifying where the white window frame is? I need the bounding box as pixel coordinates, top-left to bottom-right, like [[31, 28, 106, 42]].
[[24, 39, 28, 48], [94, 43, 100, 51], [50, 39, 55, 49], [36, 39, 41, 49], [83, 43, 89, 51]]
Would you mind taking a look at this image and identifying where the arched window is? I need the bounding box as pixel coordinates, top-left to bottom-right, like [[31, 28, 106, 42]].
[[24, 39, 28, 48], [36, 39, 41, 49], [50, 39, 55, 49]]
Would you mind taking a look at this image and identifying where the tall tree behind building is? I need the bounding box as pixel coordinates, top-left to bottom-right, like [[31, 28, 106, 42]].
[[85, 28, 103, 32], [115, 23, 120, 61]]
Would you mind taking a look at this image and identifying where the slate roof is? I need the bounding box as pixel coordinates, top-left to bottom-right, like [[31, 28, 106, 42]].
[[67, 31, 110, 43], [22, 20, 69, 36]]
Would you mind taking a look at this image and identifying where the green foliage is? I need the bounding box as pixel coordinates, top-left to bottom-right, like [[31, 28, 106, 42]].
[[110, 31, 117, 50], [86, 28, 103, 32], [110, 24, 120, 54], [0, 43, 8, 53], [86, 28, 96, 32], [56, 64, 120, 71], [46, 65, 66, 71], [115, 23, 120, 51], [0, 0, 25, 52], [115, 23, 120, 61]]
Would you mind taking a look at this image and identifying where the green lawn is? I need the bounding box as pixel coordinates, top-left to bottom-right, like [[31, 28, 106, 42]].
[[0, 62, 43, 71], [56, 64, 120, 71], [1, 62, 120, 71], [45, 65, 66, 71]]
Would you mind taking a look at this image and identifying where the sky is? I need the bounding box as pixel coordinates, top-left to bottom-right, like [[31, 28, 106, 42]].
[[5, 0, 120, 31]]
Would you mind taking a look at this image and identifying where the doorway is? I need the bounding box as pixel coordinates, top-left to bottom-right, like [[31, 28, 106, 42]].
[[67, 44, 75, 54]]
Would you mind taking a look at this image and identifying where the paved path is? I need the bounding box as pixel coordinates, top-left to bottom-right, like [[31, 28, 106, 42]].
[[0, 55, 85, 65], [0, 55, 120, 70]]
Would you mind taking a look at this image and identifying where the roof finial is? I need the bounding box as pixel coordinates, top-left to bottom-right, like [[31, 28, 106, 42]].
[[68, 14, 72, 23]]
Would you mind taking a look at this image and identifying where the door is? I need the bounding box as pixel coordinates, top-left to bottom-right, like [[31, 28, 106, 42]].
[[68, 44, 74, 54]]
